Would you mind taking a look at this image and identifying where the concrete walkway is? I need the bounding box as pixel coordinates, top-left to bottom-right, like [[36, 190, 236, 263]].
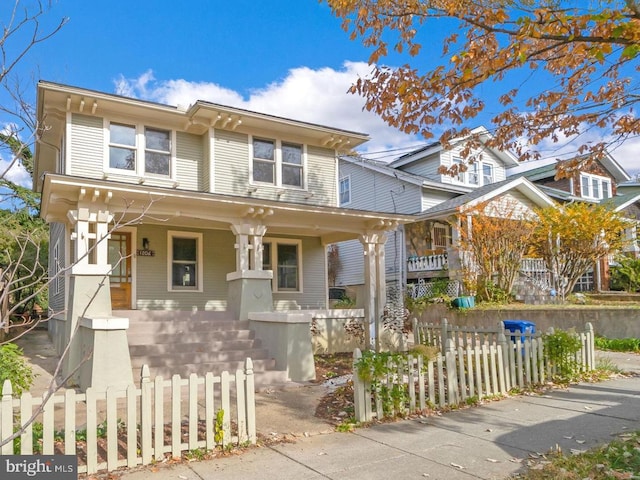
[[117, 372, 640, 480], [13, 331, 640, 479]]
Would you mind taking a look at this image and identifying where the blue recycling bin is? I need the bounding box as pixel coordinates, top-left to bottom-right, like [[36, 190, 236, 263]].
[[503, 320, 536, 343]]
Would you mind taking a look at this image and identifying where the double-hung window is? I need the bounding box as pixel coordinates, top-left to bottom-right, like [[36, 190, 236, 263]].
[[452, 157, 465, 183], [262, 239, 302, 292], [482, 163, 494, 185], [108, 122, 173, 177], [251, 137, 305, 188], [168, 231, 202, 292], [109, 123, 136, 171], [580, 173, 612, 200], [339, 176, 351, 205]]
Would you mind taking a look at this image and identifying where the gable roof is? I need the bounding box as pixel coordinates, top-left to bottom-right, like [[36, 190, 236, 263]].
[[340, 155, 473, 194], [507, 152, 630, 184], [389, 126, 520, 169], [417, 176, 555, 220]]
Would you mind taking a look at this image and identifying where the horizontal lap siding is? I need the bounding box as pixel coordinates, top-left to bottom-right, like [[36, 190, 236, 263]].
[[302, 146, 336, 206], [69, 114, 103, 177], [49, 222, 66, 313], [175, 132, 203, 191], [134, 225, 235, 310], [213, 130, 249, 196], [334, 240, 364, 287]]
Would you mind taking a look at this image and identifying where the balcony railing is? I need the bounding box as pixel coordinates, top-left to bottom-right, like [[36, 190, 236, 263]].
[[407, 253, 448, 272]]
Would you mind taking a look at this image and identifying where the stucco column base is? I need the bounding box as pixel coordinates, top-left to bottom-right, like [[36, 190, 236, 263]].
[[64, 275, 114, 385], [77, 317, 134, 391], [249, 312, 315, 382], [226, 270, 273, 320]]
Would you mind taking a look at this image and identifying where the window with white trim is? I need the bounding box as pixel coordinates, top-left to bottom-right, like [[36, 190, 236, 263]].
[[468, 162, 479, 185], [452, 157, 465, 183], [580, 173, 612, 200], [482, 163, 494, 185], [252, 137, 305, 188], [108, 122, 173, 177], [339, 176, 351, 205], [262, 239, 302, 292], [167, 231, 203, 292]]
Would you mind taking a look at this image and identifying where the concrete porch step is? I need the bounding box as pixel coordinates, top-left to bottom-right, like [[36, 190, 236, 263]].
[[126, 320, 251, 335], [130, 348, 271, 368], [127, 329, 256, 345], [129, 339, 260, 355], [133, 359, 290, 387]]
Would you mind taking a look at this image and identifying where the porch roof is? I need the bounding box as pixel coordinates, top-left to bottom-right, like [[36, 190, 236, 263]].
[[40, 174, 416, 244], [416, 176, 555, 220]]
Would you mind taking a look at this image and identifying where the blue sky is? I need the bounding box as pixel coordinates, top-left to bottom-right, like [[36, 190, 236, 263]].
[[3, 0, 639, 183]]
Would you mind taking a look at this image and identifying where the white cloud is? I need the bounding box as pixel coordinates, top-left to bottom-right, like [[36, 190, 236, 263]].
[[0, 158, 32, 188], [113, 62, 423, 160]]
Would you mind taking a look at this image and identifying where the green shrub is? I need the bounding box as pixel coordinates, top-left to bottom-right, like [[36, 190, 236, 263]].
[[594, 336, 640, 352], [0, 343, 35, 395], [610, 255, 640, 292], [543, 329, 583, 382], [333, 296, 356, 308]]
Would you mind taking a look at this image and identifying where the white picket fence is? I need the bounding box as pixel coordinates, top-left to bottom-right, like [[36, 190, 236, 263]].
[[354, 324, 595, 422], [0, 359, 256, 474]]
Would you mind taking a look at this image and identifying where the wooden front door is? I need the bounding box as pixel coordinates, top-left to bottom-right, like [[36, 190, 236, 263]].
[[109, 232, 132, 309]]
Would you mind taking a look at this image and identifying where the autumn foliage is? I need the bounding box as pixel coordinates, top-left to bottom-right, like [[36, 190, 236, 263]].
[[530, 202, 629, 296], [457, 199, 535, 301], [326, 0, 640, 171]]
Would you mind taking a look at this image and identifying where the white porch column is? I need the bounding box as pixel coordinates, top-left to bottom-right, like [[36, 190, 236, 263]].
[[65, 204, 133, 391], [360, 231, 388, 352], [227, 223, 273, 320]]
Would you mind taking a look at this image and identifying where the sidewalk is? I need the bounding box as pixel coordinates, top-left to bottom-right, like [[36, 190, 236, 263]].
[[13, 331, 640, 479], [116, 372, 640, 480]]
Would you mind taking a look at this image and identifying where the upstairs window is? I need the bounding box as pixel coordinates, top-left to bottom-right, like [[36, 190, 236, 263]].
[[580, 173, 612, 200], [252, 137, 305, 189], [282, 143, 303, 187], [109, 123, 136, 171], [253, 138, 275, 183], [483, 164, 494, 185], [145, 128, 171, 175], [107, 122, 173, 177], [468, 163, 479, 185], [339, 176, 351, 205]]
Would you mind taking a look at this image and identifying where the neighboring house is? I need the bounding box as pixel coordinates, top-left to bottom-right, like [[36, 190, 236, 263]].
[[508, 154, 639, 291], [334, 127, 555, 302], [34, 81, 414, 390]]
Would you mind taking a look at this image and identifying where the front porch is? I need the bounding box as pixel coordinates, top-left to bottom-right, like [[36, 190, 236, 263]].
[[41, 174, 414, 391]]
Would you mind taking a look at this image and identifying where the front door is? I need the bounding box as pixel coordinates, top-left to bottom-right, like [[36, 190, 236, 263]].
[[109, 232, 132, 309]]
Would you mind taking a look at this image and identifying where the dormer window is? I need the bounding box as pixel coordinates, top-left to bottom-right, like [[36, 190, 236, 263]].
[[251, 137, 305, 188], [580, 173, 612, 200], [483, 164, 494, 185], [107, 121, 174, 177]]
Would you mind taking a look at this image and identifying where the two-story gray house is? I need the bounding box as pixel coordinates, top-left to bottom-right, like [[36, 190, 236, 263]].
[[34, 81, 414, 390], [335, 127, 555, 302]]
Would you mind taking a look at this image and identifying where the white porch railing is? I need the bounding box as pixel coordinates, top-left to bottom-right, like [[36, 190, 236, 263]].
[[407, 253, 448, 273], [0, 361, 256, 475], [520, 257, 547, 273]]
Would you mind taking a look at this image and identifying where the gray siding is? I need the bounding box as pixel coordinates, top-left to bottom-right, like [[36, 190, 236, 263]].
[[422, 189, 457, 211], [334, 239, 363, 287], [399, 153, 441, 180], [175, 132, 204, 191], [69, 114, 103, 178], [48, 222, 66, 313], [339, 160, 422, 214]]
